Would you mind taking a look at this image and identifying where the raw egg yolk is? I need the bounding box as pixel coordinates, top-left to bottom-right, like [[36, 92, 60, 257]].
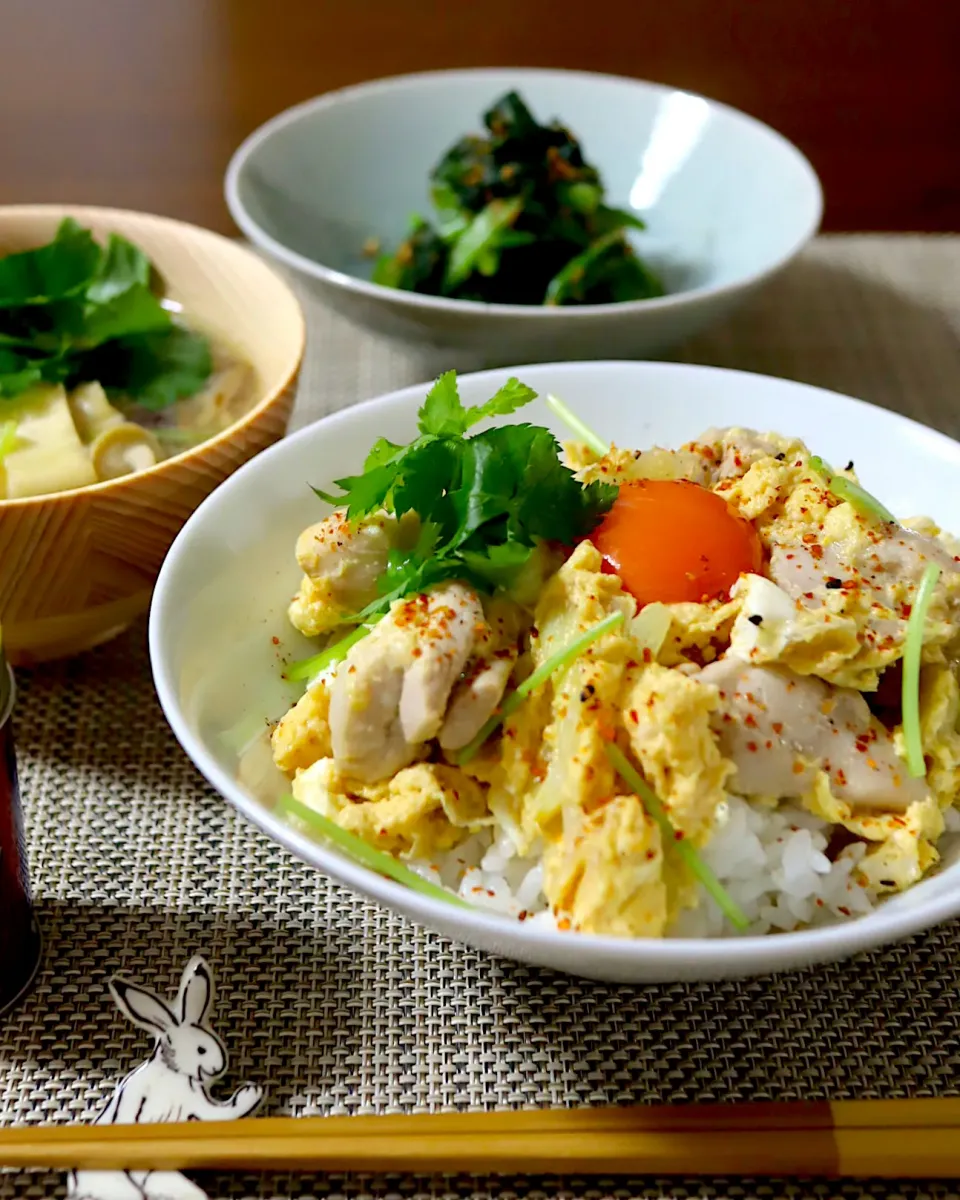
[[590, 479, 763, 606]]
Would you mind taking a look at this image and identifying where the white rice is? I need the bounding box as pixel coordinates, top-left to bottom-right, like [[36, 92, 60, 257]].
[[409, 795, 882, 937]]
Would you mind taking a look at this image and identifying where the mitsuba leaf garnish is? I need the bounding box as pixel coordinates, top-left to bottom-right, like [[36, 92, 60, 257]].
[[0, 218, 212, 407], [312, 370, 617, 618]]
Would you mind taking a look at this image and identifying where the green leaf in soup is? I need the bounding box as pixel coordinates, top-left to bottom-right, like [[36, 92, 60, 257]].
[[444, 196, 525, 291], [84, 233, 152, 304], [0, 218, 101, 308], [78, 281, 171, 348], [79, 324, 212, 410], [0, 350, 44, 397]]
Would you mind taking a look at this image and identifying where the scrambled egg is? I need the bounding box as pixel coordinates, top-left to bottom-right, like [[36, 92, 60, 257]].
[[272, 426, 960, 938]]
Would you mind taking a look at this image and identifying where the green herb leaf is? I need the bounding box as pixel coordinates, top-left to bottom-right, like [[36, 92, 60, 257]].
[[308, 373, 616, 626], [0, 220, 213, 407], [80, 324, 212, 411], [902, 562, 942, 779], [78, 282, 171, 348], [605, 742, 750, 931], [278, 794, 471, 908], [418, 370, 537, 438], [85, 233, 152, 304], [0, 218, 101, 308]]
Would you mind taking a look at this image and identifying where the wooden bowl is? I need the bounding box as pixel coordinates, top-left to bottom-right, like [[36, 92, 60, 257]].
[[0, 205, 305, 664]]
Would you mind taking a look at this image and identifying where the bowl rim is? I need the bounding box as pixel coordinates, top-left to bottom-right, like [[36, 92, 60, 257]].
[[150, 359, 960, 974], [225, 65, 824, 319], [0, 203, 306, 510]]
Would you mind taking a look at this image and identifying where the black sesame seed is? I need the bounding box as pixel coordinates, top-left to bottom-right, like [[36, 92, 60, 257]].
[[845, 460, 854, 471], [775, 452, 786, 461], [825, 578, 843, 590], [748, 614, 764, 626]]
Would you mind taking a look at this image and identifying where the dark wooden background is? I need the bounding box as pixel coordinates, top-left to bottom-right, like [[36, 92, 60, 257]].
[[2, 0, 958, 234]]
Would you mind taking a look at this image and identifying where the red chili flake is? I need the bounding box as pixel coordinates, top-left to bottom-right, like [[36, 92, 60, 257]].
[[646, 849, 656, 860], [746, 741, 758, 753], [835, 768, 848, 786], [642, 648, 653, 663], [744, 713, 758, 729], [674, 830, 685, 841], [901, 603, 913, 618], [271, 636, 280, 646], [792, 761, 805, 774], [786, 553, 795, 560], [772, 721, 784, 735], [557, 917, 572, 931], [838, 906, 851, 917], [629, 709, 639, 724]]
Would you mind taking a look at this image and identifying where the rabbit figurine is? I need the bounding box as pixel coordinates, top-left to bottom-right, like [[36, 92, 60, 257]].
[[67, 955, 263, 1200]]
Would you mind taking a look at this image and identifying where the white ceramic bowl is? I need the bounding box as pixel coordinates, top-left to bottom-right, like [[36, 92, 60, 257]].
[[225, 69, 822, 367], [149, 361, 960, 983]]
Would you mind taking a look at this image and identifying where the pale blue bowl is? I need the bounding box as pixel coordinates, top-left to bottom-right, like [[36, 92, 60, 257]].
[[226, 68, 822, 365]]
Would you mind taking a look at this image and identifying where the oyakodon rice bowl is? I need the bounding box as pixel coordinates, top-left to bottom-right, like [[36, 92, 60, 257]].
[[267, 373, 960, 942], [151, 361, 960, 981]]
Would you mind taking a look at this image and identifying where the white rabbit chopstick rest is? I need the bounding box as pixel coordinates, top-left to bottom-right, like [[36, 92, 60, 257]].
[[67, 955, 263, 1200]]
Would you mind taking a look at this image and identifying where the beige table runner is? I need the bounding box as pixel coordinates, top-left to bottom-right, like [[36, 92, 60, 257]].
[[3, 235, 960, 1200]]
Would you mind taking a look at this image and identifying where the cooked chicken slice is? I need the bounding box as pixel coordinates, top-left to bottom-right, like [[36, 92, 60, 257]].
[[328, 582, 485, 782], [685, 427, 794, 482], [397, 584, 484, 744], [288, 509, 419, 637], [438, 655, 515, 751], [697, 658, 927, 811], [438, 599, 524, 752], [328, 630, 412, 781], [769, 522, 960, 618]]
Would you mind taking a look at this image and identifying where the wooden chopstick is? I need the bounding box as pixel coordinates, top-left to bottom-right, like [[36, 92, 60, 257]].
[[1, 1100, 958, 1178]]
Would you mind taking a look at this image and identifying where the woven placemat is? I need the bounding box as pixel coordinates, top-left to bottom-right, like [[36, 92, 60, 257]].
[[3, 235, 960, 1200]]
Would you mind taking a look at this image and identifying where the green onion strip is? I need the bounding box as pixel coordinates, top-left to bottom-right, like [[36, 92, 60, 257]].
[[605, 742, 750, 931], [545, 393, 610, 458], [902, 562, 942, 778], [456, 610, 625, 765], [278, 795, 471, 909], [809, 454, 895, 524], [284, 617, 384, 683]]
